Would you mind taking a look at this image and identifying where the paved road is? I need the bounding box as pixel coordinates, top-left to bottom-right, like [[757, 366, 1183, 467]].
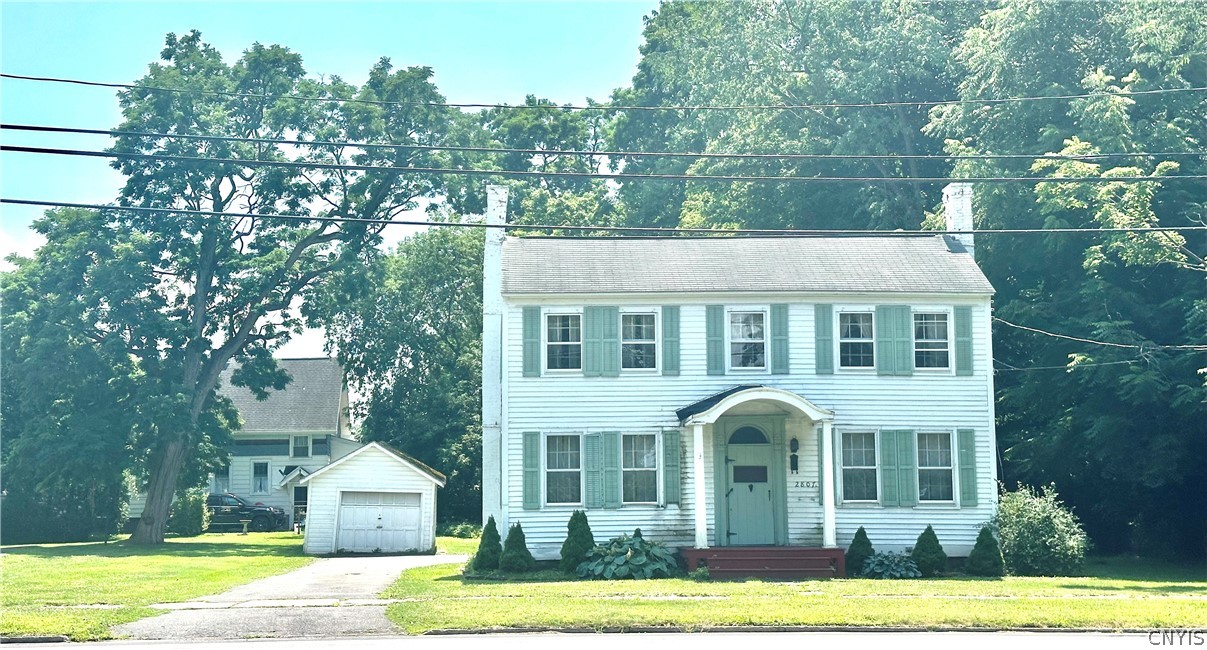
[[3, 631, 1156, 649], [112, 554, 467, 640]]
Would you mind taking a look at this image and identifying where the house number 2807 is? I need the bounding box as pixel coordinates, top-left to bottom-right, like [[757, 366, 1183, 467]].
[[793, 481, 818, 489]]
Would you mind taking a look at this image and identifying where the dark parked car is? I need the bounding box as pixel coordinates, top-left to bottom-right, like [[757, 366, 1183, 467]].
[[206, 493, 288, 532]]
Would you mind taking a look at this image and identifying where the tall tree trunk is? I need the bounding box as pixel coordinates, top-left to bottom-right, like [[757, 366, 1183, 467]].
[[129, 434, 191, 544]]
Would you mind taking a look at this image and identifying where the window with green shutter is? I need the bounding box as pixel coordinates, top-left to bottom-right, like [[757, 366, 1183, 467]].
[[662, 307, 680, 376], [770, 304, 789, 374], [878, 429, 917, 506], [662, 429, 681, 505], [874, 306, 913, 376], [954, 306, 973, 376], [706, 305, 725, 375], [815, 304, 834, 374], [957, 428, 978, 506]]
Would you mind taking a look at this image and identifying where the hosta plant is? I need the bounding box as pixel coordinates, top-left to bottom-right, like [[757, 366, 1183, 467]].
[[576, 528, 678, 580], [860, 551, 922, 579]]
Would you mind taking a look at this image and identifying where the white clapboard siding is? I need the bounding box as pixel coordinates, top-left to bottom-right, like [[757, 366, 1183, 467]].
[[500, 295, 996, 558], [302, 446, 439, 555]]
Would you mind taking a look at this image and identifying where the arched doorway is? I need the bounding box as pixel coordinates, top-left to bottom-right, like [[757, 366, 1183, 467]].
[[725, 425, 775, 545]]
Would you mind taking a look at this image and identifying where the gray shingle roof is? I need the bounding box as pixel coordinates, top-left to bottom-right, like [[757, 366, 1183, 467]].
[[502, 236, 994, 295], [220, 358, 344, 432]]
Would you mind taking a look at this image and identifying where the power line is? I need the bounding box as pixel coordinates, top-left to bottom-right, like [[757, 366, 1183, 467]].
[[993, 317, 1207, 351], [6, 123, 1204, 163], [6, 198, 1207, 237], [992, 358, 1144, 372], [4, 72, 1206, 112], [7, 145, 1206, 184]]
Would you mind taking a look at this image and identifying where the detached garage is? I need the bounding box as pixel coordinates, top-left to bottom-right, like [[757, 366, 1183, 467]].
[[300, 442, 446, 555]]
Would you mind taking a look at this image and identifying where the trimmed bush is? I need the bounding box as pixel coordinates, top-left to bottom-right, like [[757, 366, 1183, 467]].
[[845, 526, 875, 576], [911, 525, 947, 577], [498, 523, 536, 573], [966, 525, 1005, 577], [471, 515, 502, 571], [559, 510, 595, 573], [994, 483, 1087, 576], [860, 551, 921, 579], [166, 488, 210, 537], [577, 528, 677, 580]]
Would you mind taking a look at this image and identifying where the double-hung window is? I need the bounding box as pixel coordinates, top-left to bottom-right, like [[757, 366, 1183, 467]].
[[546, 314, 582, 371], [545, 435, 582, 504], [913, 313, 950, 369], [729, 311, 766, 369], [917, 432, 954, 501], [622, 434, 658, 503], [840, 432, 878, 502], [252, 462, 269, 494], [839, 312, 875, 368], [212, 464, 230, 493], [621, 313, 657, 370], [292, 435, 310, 458]]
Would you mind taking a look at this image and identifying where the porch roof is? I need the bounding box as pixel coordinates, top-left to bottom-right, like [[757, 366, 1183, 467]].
[[676, 385, 834, 424], [675, 385, 764, 422]]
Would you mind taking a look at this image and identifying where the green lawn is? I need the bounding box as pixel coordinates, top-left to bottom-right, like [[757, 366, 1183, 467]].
[[1, 532, 312, 641], [435, 535, 480, 556], [384, 556, 1207, 633]]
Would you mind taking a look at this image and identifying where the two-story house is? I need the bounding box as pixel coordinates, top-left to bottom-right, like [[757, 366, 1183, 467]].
[[480, 184, 997, 572]]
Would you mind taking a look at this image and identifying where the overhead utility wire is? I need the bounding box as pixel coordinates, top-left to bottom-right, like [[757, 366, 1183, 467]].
[[6, 199, 1207, 238], [992, 358, 1144, 372], [4, 72, 1205, 111], [6, 145, 1204, 184], [993, 317, 1207, 351], [6, 123, 1203, 162]]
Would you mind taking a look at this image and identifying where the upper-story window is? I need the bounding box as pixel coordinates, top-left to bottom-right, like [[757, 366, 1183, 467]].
[[621, 313, 657, 370], [913, 313, 950, 369], [291, 435, 310, 458], [839, 312, 875, 368], [729, 311, 766, 369], [546, 314, 582, 371]]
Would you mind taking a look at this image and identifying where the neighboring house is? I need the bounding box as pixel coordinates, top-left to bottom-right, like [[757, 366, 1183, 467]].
[[300, 442, 446, 554], [129, 357, 360, 527], [480, 183, 998, 565], [212, 357, 360, 526]]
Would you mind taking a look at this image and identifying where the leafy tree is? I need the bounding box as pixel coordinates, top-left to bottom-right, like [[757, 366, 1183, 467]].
[[911, 525, 948, 577], [10, 31, 458, 545], [966, 525, 1005, 577]]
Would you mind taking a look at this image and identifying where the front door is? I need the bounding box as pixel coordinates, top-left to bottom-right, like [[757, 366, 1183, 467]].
[[726, 426, 776, 545]]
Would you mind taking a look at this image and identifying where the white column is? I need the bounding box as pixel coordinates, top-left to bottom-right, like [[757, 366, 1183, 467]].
[[821, 419, 837, 547], [692, 423, 708, 548]]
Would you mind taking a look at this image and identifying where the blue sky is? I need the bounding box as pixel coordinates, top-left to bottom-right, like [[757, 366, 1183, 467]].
[[0, 0, 658, 262]]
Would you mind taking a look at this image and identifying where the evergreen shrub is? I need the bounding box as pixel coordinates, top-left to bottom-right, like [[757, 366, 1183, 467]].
[[966, 525, 1005, 577], [845, 526, 875, 576], [911, 525, 947, 577], [498, 522, 536, 573], [559, 510, 595, 573], [471, 515, 502, 571]]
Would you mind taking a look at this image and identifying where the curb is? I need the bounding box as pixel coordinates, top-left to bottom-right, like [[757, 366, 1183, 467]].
[[0, 636, 71, 644], [423, 626, 1149, 635]]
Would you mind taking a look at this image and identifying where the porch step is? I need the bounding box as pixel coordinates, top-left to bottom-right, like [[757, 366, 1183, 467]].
[[681, 546, 846, 579]]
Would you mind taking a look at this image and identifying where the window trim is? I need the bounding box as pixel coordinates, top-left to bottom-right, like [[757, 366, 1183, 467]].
[[251, 460, 271, 495], [836, 308, 877, 371], [916, 431, 956, 504], [542, 432, 584, 507], [619, 309, 660, 373], [542, 310, 584, 374], [839, 430, 879, 504], [726, 306, 770, 372], [291, 435, 311, 458], [912, 310, 953, 372], [621, 432, 660, 505]]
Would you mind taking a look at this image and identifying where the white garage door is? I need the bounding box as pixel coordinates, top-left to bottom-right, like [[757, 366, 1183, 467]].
[[337, 491, 422, 553]]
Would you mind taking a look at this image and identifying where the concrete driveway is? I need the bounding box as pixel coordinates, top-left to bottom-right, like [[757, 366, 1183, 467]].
[[114, 554, 467, 640]]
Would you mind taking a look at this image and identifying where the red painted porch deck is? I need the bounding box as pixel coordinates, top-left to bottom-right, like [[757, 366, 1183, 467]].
[[681, 547, 846, 579]]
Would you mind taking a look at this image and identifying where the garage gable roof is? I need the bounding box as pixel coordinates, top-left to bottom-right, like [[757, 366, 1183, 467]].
[[300, 442, 447, 487]]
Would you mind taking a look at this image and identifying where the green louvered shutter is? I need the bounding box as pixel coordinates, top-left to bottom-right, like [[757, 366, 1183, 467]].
[[954, 306, 973, 376], [815, 304, 834, 374], [599, 307, 620, 377], [771, 304, 789, 374], [582, 307, 601, 377], [602, 431, 621, 508], [706, 305, 725, 375], [583, 432, 603, 509], [876, 306, 913, 376], [522, 431, 540, 510], [662, 306, 680, 376], [897, 430, 918, 507], [879, 430, 900, 506], [522, 307, 540, 377], [957, 428, 978, 506], [662, 429, 681, 505]]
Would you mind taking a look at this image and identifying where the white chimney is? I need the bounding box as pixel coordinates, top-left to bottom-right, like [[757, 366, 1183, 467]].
[[942, 182, 975, 259], [481, 185, 508, 527]]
